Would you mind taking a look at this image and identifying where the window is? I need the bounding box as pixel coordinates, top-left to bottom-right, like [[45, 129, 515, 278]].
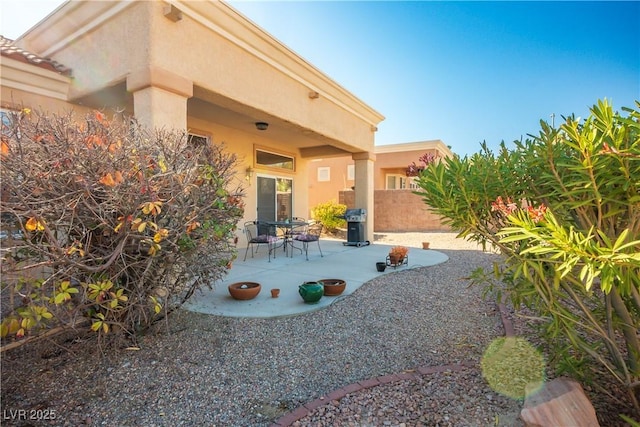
[[386, 174, 408, 190], [188, 132, 209, 146], [317, 167, 330, 182], [256, 148, 294, 171], [257, 176, 293, 222], [347, 164, 355, 181]]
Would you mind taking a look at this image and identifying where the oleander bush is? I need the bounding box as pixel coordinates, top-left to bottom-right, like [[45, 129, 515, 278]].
[[311, 199, 346, 232], [414, 99, 640, 415], [0, 109, 244, 346]]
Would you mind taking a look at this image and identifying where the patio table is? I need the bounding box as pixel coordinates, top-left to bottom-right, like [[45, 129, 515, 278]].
[[265, 220, 308, 257]]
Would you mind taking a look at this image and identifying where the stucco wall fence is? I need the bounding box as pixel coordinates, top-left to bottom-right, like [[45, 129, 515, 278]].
[[339, 190, 451, 232]]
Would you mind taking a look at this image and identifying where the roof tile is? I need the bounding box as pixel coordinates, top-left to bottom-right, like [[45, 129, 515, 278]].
[[0, 36, 72, 76]]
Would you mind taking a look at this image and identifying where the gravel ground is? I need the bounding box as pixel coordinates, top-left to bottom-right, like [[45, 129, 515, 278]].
[[2, 233, 523, 426]]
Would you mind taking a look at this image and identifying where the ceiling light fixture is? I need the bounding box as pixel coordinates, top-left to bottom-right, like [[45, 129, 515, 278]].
[[255, 122, 269, 131]]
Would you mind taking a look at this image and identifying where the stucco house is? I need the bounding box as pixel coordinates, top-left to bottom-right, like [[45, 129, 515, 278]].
[[308, 140, 454, 232], [0, 0, 384, 245]]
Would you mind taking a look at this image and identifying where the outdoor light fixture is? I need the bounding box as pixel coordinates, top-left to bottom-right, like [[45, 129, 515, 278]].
[[245, 167, 254, 181], [255, 122, 269, 131]]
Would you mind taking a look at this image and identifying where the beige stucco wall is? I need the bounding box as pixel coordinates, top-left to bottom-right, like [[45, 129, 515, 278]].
[[308, 157, 355, 216], [0, 55, 75, 113], [25, 1, 153, 102], [1, 86, 70, 114]]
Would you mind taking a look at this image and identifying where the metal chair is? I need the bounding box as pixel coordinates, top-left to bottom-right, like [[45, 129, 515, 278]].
[[287, 217, 308, 237], [243, 221, 283, 262], [280, 217, 306, 257], [291, 222, 323, 260]]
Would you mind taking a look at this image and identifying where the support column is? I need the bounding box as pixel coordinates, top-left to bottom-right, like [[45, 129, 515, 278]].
[[126, 66, 193, 131], [352, 151, 376, 242]]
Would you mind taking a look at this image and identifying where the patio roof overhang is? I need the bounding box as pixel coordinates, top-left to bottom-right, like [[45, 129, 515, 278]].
[[15, 0, 384, 156]]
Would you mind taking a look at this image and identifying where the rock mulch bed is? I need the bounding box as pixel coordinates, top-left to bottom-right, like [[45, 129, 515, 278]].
[[1, 233, 633, 426]]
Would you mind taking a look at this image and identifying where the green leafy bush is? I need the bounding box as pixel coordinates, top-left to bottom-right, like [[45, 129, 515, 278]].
[[414, 99, 640, 414], [0, 109, 244, 345], [311, 199, 346, 232]]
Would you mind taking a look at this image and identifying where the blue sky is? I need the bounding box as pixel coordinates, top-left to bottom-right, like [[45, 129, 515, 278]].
[[2, 1, 638, 156]]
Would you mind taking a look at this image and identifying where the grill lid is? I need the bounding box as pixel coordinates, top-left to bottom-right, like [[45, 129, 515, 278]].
[[344, 208, 367, 222]]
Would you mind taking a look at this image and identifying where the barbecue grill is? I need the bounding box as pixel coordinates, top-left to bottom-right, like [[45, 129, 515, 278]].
[[341, 208, 370, 247]]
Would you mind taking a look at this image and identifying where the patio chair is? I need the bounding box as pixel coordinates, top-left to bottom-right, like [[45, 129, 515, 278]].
[[243, 221, 283, 262], [287, 217, 308, 237], [284, 217, 308, 257], [291, 222, 323, 260]]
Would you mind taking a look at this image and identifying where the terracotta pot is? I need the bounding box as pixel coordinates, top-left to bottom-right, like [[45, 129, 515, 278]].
[[271, 288, 280, 298], [319, 279, 346, 296], [376, 262, 387, 272], [228, 282, 261, 300], [422, 242, 430, 250], [389, 254, 404, 266], [298, 281, 323, 304]]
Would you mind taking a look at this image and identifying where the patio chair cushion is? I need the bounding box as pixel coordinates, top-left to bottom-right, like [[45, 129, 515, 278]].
[[293, 233, 318, 242], [251, 234, 279, 243]]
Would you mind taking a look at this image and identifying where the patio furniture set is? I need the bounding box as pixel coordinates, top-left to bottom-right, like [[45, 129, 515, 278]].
[[242, 219, 323, 262]]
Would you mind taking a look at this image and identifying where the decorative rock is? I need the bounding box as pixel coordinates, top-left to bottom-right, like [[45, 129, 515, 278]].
[[520, 378, 600, 427]]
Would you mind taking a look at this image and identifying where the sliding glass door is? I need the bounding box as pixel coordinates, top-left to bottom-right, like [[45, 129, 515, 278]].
[[257, 176, 292, 222]]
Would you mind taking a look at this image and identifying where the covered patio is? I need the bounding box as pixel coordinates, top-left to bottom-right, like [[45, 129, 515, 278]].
[[184, 238, 448, 318]]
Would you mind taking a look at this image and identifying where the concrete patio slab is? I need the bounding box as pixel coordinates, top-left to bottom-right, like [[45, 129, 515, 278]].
[[183, 238, 448, 318]]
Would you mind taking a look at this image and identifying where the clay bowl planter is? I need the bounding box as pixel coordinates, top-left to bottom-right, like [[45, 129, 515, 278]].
[[228, 282, 261, 300], [319, 279, 346, 296]]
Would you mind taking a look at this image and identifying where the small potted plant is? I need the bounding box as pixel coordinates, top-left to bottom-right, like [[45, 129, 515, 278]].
[[388, 245, 409, 266]]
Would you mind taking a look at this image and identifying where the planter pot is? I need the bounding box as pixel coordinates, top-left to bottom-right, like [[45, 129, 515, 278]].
[[298, 281, 324, 304], [228, 282, 261, 300], [271, 288, 280, 298], [376, 262, 387, 272], [319, 279, 346, 296], [388, 254, 404, 266], [422, 242, 430, 250]]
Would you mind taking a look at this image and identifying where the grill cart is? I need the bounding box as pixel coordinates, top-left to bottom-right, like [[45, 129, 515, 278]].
[[341, 208, 370, 247]]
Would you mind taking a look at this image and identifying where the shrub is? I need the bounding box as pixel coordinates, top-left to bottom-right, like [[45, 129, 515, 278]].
[[0, 109, 244, 346], [414, 99, 640, 414], [311, 200, 346, 232], [406, 152, 437, 176]]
